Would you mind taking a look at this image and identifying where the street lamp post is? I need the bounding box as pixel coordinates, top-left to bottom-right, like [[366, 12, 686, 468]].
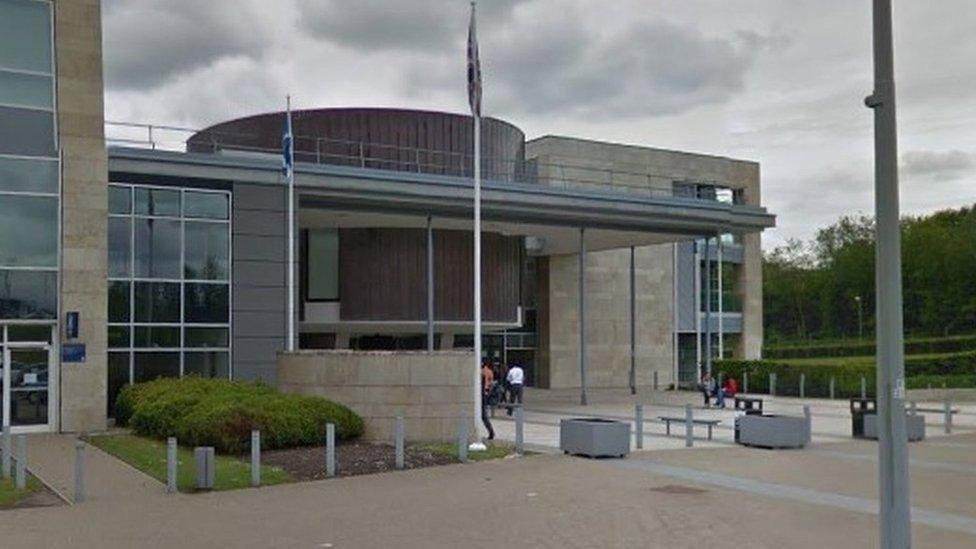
[[866, 1, 911, 547]]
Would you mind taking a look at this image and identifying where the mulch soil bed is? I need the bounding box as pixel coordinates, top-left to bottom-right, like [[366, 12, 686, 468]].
[[261, 443, 458, 480]]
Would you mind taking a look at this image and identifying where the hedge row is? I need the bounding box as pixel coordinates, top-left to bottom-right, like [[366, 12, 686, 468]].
[[116, 377, 364, 453], [716, 356, 976, 398], [764, 334, 976, 359], [715, 360, 875, 398]]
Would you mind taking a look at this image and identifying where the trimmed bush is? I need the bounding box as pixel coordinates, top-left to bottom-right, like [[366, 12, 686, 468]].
[[717, 355, 976, 398], [716, 359, 875, 398], [115, 377, 364, 453], [765, 334, 976, 359]]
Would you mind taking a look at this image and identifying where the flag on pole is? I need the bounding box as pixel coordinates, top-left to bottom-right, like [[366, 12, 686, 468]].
[[282, 103, 294, 180], [467, 2, 481, 117], [283, 97, 296, 352]]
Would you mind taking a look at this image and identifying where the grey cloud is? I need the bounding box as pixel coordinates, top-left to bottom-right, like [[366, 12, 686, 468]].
[[486, 17, 763, 119], [295, 0, 528, 52], [902, 150, 974, 181], [103, 0, 269, 90]]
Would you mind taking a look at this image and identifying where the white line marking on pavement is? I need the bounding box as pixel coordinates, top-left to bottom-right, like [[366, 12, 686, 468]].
[[610, 459, 976, 537]]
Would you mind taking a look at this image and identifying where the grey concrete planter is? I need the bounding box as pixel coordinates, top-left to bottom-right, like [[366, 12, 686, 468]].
[[736, 414, 810, 449], [559, 418, 630, 458], [863, 413, 926, 442]]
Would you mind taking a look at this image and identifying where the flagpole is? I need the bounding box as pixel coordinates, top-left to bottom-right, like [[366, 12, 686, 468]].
[[473, 109, 483, 440], [286, 96, 296, 352], [468, 1, 486, 445]]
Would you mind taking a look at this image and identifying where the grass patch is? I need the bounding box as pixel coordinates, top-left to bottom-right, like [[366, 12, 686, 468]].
[[89, 434, 291, 492], [412, 442, 519, 462], [0, 475, 41, 507]]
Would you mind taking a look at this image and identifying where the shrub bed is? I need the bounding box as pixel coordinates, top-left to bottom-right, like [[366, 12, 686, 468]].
[[115, 377, 364, 453], [765, 334, 976, 360]]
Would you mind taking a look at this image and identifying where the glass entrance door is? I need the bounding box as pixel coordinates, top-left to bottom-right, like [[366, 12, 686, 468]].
[[2, 346, 51, 430]]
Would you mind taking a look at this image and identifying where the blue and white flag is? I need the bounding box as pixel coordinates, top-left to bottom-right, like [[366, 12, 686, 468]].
[[467, 2, 481, 117], [282, 103, 294, 180]]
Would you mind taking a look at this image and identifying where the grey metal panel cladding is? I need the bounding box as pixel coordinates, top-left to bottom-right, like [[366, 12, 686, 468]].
[[234, 235, 286, 262], [233, 337, 283, 365], [235, 312, 285, 338], [234, 210, 286, 236], [233, 260, 286, 288], [676, 241, 697, 331], [232, 181, 287, 383], [233, 286, 286, 312], [233, 183, 286, 211], [234, 361, 276, 383]]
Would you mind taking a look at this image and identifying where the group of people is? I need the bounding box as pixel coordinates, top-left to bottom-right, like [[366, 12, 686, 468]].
[[699, 373, 738, 409], [480, 360, 525, 440]]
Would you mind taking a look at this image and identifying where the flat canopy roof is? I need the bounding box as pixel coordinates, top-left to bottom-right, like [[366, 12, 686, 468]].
[[109, 147, 775, 254]]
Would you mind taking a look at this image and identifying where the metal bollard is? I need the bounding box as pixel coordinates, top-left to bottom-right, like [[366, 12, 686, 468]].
[[15, 434, 26, 490], [326, 423, 336, 477], [830, 377, 835, 400], [653, 371, 659, 391], [194, 447, 215, 490], [861, 377, 867, 399], [250, 430, 261, 487], [457, 414, 468, 463], [684, 404, 693, 448], [515, 405, 524, 455], [1, 425, 10, 479], [799, 373, 805, 399], [74, 440, 85, 503], [743, 371, 749, 394], [395, 416, 405, 469], [803, 405, 812, 443], [769, 373, 777, 396], [945, 400, 952, 434], [166, 437, 177, 493], [635, 404, 644, 450]]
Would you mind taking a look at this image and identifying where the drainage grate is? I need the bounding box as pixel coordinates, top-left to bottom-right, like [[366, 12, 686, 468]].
[[649, 484, 708, 495]]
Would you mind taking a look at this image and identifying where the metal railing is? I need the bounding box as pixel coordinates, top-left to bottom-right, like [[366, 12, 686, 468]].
[[105, 121, 739, 201]]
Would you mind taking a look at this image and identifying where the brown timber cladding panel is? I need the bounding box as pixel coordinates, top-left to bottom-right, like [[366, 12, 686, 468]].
[[339, 228, 520, 323]]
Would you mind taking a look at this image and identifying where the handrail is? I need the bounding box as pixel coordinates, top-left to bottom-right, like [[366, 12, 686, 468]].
[[104, 120, 742, 201]]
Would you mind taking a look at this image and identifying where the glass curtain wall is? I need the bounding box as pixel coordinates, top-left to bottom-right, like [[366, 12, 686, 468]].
[[106, 184, 231, 415], [0, 0, 58, 321]]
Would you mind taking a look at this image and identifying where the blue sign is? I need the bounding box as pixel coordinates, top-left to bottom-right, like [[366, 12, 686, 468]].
[[65, 311, 80, 340], [62, 343, 86, 363]]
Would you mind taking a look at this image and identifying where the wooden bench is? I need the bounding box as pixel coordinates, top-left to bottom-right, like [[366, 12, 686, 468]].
[[657, 416, 721, 440]]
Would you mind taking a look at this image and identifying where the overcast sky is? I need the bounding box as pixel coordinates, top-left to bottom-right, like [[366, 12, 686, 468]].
[[102, 0, 976, 249]]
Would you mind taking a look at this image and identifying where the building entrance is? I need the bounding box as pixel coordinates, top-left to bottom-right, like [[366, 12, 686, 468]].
[[1, 326, 55, 433]]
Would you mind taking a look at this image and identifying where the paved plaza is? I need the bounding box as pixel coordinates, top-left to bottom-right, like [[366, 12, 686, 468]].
[[6, 389, 976, 548]]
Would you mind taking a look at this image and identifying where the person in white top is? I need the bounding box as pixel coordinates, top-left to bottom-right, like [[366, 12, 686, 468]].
[[506, 363, 525, 416]]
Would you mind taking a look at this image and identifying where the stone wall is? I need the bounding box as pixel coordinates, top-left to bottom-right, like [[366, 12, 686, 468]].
[[57, 0, 108, 432], [538, 246, 675, 389], [527, 136, 765, 390], [277, 350, 476, 442]]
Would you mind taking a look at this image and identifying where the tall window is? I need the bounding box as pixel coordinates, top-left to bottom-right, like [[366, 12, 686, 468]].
[[305, 229, 339, 301], [0, 0, 57, 320], [107, 184, 232, 415]]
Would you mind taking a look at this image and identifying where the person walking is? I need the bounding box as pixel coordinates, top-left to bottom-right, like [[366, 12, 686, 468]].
[[700, 373, 715, 408], [506, 362, 525, 416], [481, 361, 496, 440]]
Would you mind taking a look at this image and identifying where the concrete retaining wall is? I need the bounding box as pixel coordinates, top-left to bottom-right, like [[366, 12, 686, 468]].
[[277, 350, 476, 442]]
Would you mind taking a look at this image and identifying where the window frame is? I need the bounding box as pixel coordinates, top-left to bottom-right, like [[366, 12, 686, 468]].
[[107, 183, 233, 392]]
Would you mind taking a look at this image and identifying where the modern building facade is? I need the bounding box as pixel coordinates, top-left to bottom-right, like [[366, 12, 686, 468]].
[[1, 0, 774, 435]]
